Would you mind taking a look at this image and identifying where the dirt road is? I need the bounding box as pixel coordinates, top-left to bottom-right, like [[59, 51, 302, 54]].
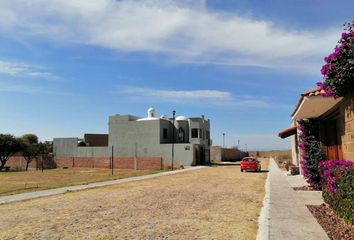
[[0, 159, 268, 240]]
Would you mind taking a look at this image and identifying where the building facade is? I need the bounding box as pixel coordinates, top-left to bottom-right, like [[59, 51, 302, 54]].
[[53, 108, 211, 169], [278, 89, 354, 172]]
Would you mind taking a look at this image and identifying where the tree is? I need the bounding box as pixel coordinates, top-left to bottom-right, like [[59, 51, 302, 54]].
[[37, 142, 52, 171], [21, 134, 40, 171], [0, 134, 22, 171]]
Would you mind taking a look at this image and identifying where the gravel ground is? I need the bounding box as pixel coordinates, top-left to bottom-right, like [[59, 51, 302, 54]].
[[308, 204, 354, 240], [0, 159, 268, 240]]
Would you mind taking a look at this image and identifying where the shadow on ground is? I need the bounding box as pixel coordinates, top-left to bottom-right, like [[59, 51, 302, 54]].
[[210, 162, 241, 167]]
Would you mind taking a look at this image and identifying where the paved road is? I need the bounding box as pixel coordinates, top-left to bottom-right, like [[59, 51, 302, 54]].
[[0, 166, 206, 205], [266, 159, 329, 240]]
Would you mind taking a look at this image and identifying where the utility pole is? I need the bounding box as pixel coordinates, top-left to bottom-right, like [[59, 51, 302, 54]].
[[111, 145, 114, 175], [171, 110, 176, 170], [223, 133, 225, 148]]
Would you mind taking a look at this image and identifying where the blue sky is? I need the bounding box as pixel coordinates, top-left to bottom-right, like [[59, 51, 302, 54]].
[[0, 0, 353, 150]]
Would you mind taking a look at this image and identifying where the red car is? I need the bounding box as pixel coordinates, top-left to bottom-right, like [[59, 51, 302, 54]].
[[240, 157, 261, 172]]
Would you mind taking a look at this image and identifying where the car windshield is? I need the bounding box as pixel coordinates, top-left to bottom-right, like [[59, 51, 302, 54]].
[[243, 158, 256, 162]]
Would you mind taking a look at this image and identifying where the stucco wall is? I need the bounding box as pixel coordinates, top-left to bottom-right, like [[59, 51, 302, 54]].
[[108, 116, 161, 157], [290, 134, 299, 165], [53, 138, 78, 157], [53, 114, 210, 167], [211, 146, 245, 162], [77, 146, 110, 157], [189, 118, 210, 146]]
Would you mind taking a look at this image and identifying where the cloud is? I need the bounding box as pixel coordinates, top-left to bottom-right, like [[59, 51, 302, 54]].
[[0, 0, 340, 72], [0, 82, 43, 94], [117, 85, 289, 109], [0, 60, 53, 78], [121, 86, 233, 101]]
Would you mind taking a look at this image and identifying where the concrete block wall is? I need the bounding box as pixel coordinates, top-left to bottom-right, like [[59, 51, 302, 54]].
[[211, 146, 245, 162]]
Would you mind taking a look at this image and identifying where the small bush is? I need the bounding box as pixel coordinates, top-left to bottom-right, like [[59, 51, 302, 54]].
[[319, 160, 354, 225], [290, 166, 300, 175], [10, 166, 23, 172], [285, 162, 295, 171]]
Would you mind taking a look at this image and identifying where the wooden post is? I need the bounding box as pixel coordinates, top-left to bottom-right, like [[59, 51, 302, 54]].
[[134, 142, 137, 170], [111, 145, 114, 175]]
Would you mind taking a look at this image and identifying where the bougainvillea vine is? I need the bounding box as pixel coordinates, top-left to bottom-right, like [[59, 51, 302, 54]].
[[318, 21, 354, 97], [297, 119, 326, 189]]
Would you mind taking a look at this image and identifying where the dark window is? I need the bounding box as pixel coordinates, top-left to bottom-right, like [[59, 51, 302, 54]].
[[163, 128, 168, 139], [191, 128, 198, 138], [199, 129, 203, 139], [206, 131, 210, 139], [178, 127, 185, 142]]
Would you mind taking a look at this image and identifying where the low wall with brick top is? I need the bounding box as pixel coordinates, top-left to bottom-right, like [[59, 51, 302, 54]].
[[5, 156, 56, 170], [5, 156, 35, 169], [55, 156, 162, 170]]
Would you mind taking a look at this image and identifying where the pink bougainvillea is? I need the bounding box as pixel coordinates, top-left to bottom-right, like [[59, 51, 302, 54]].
[[297, 119, 325, 189], [318, 21, 354, 97], [318, 160, 354, 224]]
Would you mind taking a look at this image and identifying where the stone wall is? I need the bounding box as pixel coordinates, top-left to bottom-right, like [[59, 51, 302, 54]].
[[342, 94, 354, 161]]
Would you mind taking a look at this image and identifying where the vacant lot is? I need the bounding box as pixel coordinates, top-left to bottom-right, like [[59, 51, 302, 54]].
[[0, 159, 269, 240], [0, 168, 162, 196]]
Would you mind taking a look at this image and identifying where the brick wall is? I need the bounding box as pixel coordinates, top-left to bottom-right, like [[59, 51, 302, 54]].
[[55, 156, 162, 170], [5, 156, 56, 170], [5, 156, 35, 169]]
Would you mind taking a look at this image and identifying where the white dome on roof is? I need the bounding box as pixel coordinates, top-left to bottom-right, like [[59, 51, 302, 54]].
[[147, 107, 156, 118], [176, 116, 189, 121], [137, 107, 158, 121]]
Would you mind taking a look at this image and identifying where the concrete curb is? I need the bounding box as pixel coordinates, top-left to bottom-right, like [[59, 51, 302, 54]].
[[256, 158, 271, 240], [0, 166, 207, 205]]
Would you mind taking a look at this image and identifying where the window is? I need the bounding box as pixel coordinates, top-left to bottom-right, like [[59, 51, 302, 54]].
[[191, 128, 198, 138], [206, 131, 210, 139], [199, 129, 203, 139], [163, 128, 168, 139], [178, 127, 185, 142]]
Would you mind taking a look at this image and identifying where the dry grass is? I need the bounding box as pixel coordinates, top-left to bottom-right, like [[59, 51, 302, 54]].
[[0, 159, 269, 240], [249, 150, 291, 159], [0, 168, 162, 196]]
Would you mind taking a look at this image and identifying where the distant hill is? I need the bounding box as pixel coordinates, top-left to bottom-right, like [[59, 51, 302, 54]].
[[248, 150, 291, 160]]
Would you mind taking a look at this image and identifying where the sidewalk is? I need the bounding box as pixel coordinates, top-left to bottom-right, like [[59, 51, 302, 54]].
[[266, 158, 329, 240], [0, 166, 206, 205]]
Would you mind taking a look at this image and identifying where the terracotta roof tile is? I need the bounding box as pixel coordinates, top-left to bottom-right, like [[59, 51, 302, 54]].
[[301, 88, 326, 97]]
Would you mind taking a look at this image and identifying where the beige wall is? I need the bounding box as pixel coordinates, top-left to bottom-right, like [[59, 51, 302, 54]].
[[341, 95, 354, 161], [211, 146, 245, 162]]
